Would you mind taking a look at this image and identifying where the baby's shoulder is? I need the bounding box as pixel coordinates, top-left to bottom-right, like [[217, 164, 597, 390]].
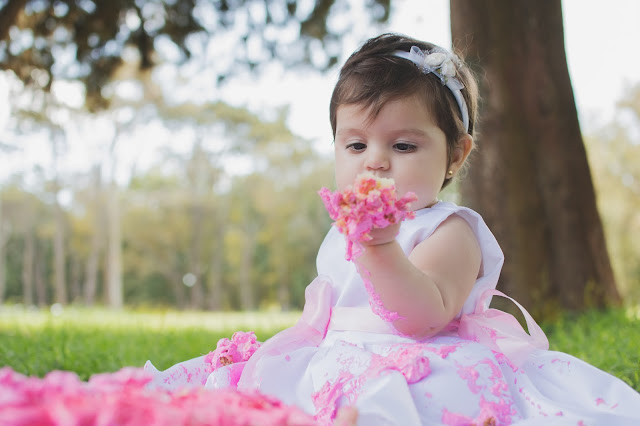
[[400, 201, 476, 236], [398, 202, 493, 255], [411, 213, 482, 264]]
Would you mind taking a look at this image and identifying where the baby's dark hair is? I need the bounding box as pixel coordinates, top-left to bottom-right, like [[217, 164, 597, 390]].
[[329, 33, 478, 188]]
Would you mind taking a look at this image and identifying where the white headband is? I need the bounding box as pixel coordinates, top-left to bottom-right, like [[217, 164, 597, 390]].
[[393, 46, 470, 133]]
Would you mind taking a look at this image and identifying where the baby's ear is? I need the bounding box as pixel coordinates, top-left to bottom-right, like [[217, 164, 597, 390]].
[[453, 134, 473, 167]]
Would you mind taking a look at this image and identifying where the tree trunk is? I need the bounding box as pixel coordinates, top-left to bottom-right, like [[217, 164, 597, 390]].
[[188, 203, 205, 309], [0, 0, 27, 42], [0, 228, 6, 304], [84, 230, 101, 305], [69, 256, 82, 303], [34, 244, 47, 306], [22, 229, 35, 306], [187, 140, 211, 310], [169, 268, 186, 309], [105, 183, 123, 308], [273, 229, 291, 311], [0, 197, 7, 304], [450, 0, 620, 319], [239, 229, 256, 311], [277, 253, 290, 311], [53, 196, 67, 304], [84, 165, 103, 305], [207, 215, 225, 311]]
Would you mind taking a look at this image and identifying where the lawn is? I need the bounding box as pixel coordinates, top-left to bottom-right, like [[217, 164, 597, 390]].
[[541, 306, 640, 391], [1, 304, 639, 391], [0, 305, 300, 380]]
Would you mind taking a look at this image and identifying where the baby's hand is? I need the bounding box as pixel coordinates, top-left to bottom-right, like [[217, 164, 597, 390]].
[[362, 222, 401, 247]]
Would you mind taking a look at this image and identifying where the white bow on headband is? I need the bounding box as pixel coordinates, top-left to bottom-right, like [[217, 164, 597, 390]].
[[393, 46, 470, 133]]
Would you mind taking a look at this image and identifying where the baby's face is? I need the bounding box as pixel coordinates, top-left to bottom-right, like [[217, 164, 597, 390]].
[[333, 96, 448, 211]]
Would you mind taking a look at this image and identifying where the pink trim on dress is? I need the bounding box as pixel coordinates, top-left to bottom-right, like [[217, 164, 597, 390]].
[[238, 276, 334, 390], [449, 288, 549, 367]]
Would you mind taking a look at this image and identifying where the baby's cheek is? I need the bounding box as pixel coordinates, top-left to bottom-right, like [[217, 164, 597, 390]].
[[334, 170, 354, 192]]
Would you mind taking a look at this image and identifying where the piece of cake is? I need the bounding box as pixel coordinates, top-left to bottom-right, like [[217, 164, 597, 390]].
[[318, 172, 417, 261], [0, 365, 315, 425], [204, 331, 262, 368]]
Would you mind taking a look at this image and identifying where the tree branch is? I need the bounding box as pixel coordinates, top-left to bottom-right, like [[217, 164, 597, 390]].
[[0, 0, 28, 42]]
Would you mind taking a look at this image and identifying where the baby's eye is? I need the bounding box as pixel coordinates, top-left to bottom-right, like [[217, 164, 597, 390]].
[[346, 142, 367, 152], [394, 142, 416, 152]]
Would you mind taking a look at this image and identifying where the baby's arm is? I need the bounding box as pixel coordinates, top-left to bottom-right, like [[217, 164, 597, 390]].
[[356, 214, 481, 339]]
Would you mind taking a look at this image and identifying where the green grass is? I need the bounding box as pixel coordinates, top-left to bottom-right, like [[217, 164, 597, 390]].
[[1, 305, 639, 392], [0, 305, 299, 380], [542, 306, 640, 391]]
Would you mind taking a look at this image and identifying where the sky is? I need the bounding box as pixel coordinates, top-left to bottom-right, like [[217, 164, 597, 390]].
[[217, 0, 640, 153], [1, 0, 639, 183]]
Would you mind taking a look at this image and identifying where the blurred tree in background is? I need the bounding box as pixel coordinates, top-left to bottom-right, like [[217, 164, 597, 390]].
[[451, 0, 621, 320], [585, 85, 640, 305], [0, 0, 390, 110], [0, 98, 334, 309], [0, 0, 386, 309]]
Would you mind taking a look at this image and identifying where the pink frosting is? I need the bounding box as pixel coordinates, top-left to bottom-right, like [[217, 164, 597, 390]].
[[319, 172, 417, 324], [0, 366, 315, 426], [204, 331, 262, 369], [318, 172, 417, 261], [442, 395, 515, 426], [357, 264, 402, 322], [441, 355, 518, 424], [311, 343, 431, 425]]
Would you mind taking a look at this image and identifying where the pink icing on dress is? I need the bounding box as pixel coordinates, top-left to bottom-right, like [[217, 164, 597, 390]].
[[145, 201, 640, 425], [204, 331, 262, 369]]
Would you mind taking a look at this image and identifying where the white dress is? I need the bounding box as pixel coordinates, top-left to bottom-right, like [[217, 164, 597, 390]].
[[146, 202, 640, 425]]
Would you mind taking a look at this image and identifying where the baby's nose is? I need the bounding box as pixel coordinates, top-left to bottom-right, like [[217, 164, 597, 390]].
[[365, 151, 389, 171]]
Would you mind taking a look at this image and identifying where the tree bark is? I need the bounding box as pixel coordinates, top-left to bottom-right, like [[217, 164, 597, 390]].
[[0, 197, 7, 303], [52, 196, 67, 304], [207, 209, 226, 311], [84, 228, 101, 305], [239, 227, 256, 311], [0, 228, 6, 304], [169, 267, 186, 309], [84, 165, 103, 305], [188, 203, 205, 309], [34, 244, 47, 306], [277, 254, 290, 311], [0, 0, 28, 42], [69, 256, 82, 303], [105, 183, 123, 308], [207, 243, 224, 311], [22, 229, 35, 306], [450, 0, 620, 319]]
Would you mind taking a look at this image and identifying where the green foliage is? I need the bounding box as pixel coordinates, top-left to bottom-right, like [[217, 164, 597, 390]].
[[585, 83, 640, 305], [0, 0, 391, 110], [0, 97, 334, 311]]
